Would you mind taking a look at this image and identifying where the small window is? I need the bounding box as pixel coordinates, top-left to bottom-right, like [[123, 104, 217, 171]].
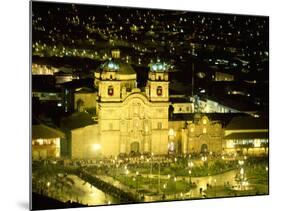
[[109, 123, 113, 130], [157, 86, 162, 96], [157, 122, 162, 129], [108, 85, 114, 96]]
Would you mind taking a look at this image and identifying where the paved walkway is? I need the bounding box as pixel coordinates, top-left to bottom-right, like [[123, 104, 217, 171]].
[[97, 169, 238, 200]]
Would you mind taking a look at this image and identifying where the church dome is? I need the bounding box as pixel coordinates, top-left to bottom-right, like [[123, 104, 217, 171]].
[[97, 59, 136, 75], [94, 58, 137, 84]]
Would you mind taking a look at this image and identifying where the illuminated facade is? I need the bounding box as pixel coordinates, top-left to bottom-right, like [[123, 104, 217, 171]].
[[224, 116, 269, 155], [32, 124, 64, 160], [181, 115, 224, 154], [65, 58, 268, 158], [94, 60, 170, 156]]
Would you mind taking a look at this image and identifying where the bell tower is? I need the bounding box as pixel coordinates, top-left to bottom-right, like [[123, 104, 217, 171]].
[[146, 62, 169, 102], [97, 60, 121, 102]]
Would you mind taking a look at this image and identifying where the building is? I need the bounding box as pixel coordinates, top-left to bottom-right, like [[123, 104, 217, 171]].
[[32, 63, 59, 75], [74, 87, 97, 112], [213, 71, 234, 82], [95, 60, 170, 156], [170, 95, 194, 114], [63, 59, 170, 158], [61, 112, 99, 159], [224, 116, 269, 155], [32, 124, 64, 160], [181, 115, 224, 155], [58, 54, 267, 159]]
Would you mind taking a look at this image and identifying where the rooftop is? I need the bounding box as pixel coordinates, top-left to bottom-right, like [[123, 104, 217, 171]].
[[225, 116, 268, 130], [224, 131, 269, 139], [97, 59, 136, 75], [32, 124, 65, 139], [61, 112, 96, 130]]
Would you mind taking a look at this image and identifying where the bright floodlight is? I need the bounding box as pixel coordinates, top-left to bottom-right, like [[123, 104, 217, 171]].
[[92, 143, 101, 151], [108, 62, 114, 69]]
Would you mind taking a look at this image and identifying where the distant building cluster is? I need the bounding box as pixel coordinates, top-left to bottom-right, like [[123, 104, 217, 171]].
[[32, 50, 268, 160], [31, 2, 269, 161]]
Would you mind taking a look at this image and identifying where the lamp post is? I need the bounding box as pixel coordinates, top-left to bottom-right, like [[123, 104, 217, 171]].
[[174, 177, 177, 199], [150, 153, 154, 188], [187, 160, 194, 186], [202, 155, 208, 167], [125, 166, 129, 185], [238, 158, 245, 190], [163, 183, 167, 198], [188, 170, 192, 186], [136, 171, 139, 193], [158, 162, 161, 194], [214, 179, 217, 197]]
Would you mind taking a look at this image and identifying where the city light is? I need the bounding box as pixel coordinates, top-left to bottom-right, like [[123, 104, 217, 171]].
[[92, 143, 101, 151]]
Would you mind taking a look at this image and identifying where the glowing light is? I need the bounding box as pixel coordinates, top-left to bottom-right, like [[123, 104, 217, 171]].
[[203, 128, 207, 133], [92, 143, 101, 151], [240, 168, 244, 175], [108, 62, 114, 69], [238, 160, 244, 166], [168, 128, 175, 136]]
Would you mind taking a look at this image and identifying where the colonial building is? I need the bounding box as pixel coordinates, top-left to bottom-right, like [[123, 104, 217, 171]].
[[60, 52, 267, 159], [32, 124, 64, 160], [224, 116, 269, 155], [94, 59, 170, 156], [181, 115, 224, 155]]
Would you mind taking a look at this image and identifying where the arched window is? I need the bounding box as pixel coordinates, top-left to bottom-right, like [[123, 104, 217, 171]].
[[157, 86, 162, 96], [108, 85, 114, 96]]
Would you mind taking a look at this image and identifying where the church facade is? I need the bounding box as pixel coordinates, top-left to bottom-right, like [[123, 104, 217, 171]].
[[66, 54, 225, 159], [93, 59, 170, 157]]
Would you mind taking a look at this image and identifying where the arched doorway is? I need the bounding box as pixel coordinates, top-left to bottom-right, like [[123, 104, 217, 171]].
[[130, 141, 140, 155], [201, 144, 208, 154]]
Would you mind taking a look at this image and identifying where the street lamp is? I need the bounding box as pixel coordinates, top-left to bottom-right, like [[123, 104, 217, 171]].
[[188, 170, 192, 186], [202, 156, 208, 167], [158, 162, 161, 194], [149, 153, 154, 188], [136, 171, 139, 193], [174, 177, 177, 199], [214, 179, 217, 197], [163, 183, 167, 197]]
